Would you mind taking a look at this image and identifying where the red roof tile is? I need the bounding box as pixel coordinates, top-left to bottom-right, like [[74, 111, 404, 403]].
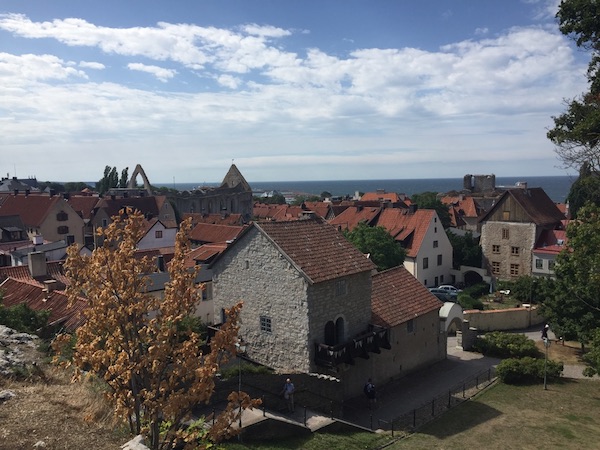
[[375, 209, 435, 258], [0, 277, 87, 331], [256, 219, 376, 284], [0, 193, 63, 227], [66, 195, 101, 221], [189, 223, 246, 244], [328, 206, 381, 231], [371, 266, 442, 327], [533, 229, 568, 255], [182, 213, 244, 226], [183, 243, 227, 267]]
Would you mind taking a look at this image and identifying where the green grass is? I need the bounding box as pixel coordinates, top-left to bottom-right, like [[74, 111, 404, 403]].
[[223, 380, 600, 450]]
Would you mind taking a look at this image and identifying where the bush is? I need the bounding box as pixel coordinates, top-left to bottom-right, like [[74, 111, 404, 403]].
[[497, 357, 563, 384], [457, 293, 484, 310], [0, 302, 50, 334], [462, 282, 490, 298], [220, 362, 272, 380], [473, 331, 540, 358]]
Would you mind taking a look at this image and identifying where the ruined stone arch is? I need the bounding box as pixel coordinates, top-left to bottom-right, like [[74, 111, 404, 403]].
[[127, 164, 153, 195]]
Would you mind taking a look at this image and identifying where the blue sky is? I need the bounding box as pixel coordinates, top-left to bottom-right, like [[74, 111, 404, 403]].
[[0, 0, 587, 183]]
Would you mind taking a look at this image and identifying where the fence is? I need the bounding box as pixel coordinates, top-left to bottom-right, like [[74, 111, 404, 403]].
[[366, 366, 497, 436]]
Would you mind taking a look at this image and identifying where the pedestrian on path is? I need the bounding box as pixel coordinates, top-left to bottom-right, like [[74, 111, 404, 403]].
[[364, 378, 376, 409], [281, 378, 295, 412]]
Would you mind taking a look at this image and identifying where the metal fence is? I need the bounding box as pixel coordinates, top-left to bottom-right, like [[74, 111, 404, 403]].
[[368, 366, 497, 436]]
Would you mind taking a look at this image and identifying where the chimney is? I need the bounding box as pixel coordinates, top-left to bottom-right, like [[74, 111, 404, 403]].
[[28, 251, 47, 278], [409, 204, 418, 214], [62, 192, 70, 199], [49, 189, 55, 197], [25, 190, 30, 197], [43, 279, 58, 293], [13, 189, 18, 196]]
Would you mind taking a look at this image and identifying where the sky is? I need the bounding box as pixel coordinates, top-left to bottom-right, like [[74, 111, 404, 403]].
[[0, 0, 589, 183]]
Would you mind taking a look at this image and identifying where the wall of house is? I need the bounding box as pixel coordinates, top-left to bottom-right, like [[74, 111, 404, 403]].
[[212, 228, 312, 373], [137, 223, 177, 250], [335, 309, 446, 398], [481, 222, 536, 280], [464, 305, 544, 331], [38, 201, 85, 245], [531, 252, 557, 278], [306, 271, 372, 356], [418, 214, 453, 287]]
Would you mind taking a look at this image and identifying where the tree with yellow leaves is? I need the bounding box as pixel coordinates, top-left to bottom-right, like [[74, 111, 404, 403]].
[[54, 209, 258, 449]]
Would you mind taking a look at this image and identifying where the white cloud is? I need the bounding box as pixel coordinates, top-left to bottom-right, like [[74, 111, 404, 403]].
[[79, 61, 105, 70], [127, 63, 176, 82], [0, 12, 588, 181]]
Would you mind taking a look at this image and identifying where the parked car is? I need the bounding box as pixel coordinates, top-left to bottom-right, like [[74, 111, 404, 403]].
[[428, 288, 455, 302], [437, 285, 462, 297]]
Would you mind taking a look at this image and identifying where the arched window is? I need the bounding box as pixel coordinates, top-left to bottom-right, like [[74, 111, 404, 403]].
[[335, 317, 345, 344], [324, 321, 336, 346]]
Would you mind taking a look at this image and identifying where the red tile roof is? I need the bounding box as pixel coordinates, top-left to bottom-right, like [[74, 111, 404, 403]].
[[480, 188, 565, 226], [303, 202, 332, 220], [96, 195, 162, 218], [375, 208, 436, 258], [183, 243, 228, 267], [0, 193, 63, 227], [328, 206, 381, 231], [371, 266, 442, 328], [0, 277, 87, 331], [256, 219, 376, 284], [361, 191, 404, 203], [189, 223, 246, 244], [66, 195, 101, 221], [182, 213, 245, 226], [253, 203, 306, 221], [0, 261, 70, 286], [533, 229, 568, 255]]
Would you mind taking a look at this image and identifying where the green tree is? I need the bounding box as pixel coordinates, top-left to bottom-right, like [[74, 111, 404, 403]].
[[119, 167, 129, 188], [583, 328, 600, 376], [446, 230, 482, 268], [567, 162, 600, 217], [54, 210, 259, 449], [541, 203, 600, 347], [320, 191, 332, 199], [39, 181, 65, 193], [344, 222, 406, 271], [548, 0, 600, 172], [291, 194, 320, 205], [411, 192, 451, 228], [96, 165, 120, 195], [64, 181, 93, 192]]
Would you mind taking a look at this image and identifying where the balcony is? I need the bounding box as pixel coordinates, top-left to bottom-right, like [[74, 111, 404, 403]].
[[314, 324, 391, 369]]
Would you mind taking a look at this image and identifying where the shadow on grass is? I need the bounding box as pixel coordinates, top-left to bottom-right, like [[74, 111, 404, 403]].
[[416, 401, 502, 439]]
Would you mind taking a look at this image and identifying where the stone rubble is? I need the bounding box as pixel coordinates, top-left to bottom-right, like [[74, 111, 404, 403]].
[[0, 325, 39, 377]]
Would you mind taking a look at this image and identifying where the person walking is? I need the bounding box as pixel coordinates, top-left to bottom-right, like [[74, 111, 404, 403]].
[[281, 378, 295, 413], [364, 378, 376, 409]]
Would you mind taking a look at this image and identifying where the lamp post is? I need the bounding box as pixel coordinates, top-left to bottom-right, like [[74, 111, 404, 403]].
[[235, 340, 246, 428], [543, 337, 550, 390]]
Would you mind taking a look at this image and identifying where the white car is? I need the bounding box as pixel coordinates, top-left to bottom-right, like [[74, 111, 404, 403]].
[[437, 285, 462, 296]]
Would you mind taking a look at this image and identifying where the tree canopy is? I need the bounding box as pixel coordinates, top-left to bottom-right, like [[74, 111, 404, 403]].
[[446, 230, 482, 269], [411, 192, 451, 228], [344, 222, 406, 271], [96, 166, 129, 195], [54, 210, 258, 449], [541, 203, 600, 347], [548, 0, 600, 172]]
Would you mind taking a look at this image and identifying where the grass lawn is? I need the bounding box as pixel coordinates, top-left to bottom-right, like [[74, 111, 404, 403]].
[[224, 380, 599, 450], [388, 379, 600, 450]]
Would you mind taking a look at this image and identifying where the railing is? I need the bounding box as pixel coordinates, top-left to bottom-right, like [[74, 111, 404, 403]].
[[314, 324, 390, 368]]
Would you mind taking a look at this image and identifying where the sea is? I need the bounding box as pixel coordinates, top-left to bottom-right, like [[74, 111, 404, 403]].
[[157, 175, 576, 204]]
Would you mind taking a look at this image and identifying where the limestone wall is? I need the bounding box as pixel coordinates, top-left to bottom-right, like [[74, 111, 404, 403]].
[[463, 306, 544, 331]]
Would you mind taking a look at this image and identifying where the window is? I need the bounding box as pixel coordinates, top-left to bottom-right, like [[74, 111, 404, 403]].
[[57, 225, 69, 235], [492, 245, 500, 254], [510, 264, 519, 276], [433, 240, 438, 248], [245, 260, 250, 269], [423, 257, 429, 269], [260, 316, 272, 333], [548, 260, 556, 271], [407, 319, 414, 334], [437, 254, 443, 266], [502, 211, 510, 220], [335, 279, 347, 296], [511, 246, 520, 256], [66, 235, 75, 245], [155, 230, 163, 239], [440, 275, 444, 283], [102, 218, 108, 227], [502, 228, 509, 239], [535, 259, 543, 269], [434, 227, 438, 233], [492, 261, 500, 274], [56, 211, 68, 221]]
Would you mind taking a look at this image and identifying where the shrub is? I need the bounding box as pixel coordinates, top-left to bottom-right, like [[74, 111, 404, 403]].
[[497, 357, 563, 384], [462, 282, 490, 298], [457, 293, 484, 310], [220, 362, 272, 380], [0, 302, 50, 334], [473, 331, 540, 358]]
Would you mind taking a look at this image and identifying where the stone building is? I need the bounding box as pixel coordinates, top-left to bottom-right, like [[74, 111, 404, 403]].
[[168, 164, 253, 221], [480, 187, 565, 281], [210, 218, 445, 398]]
